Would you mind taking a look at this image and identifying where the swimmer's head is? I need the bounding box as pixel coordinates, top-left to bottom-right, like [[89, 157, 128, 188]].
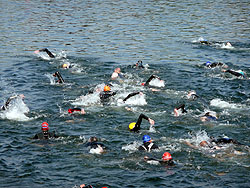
[[41, 122, 49, 131], [162, 152, 172, 161], [141, 83, 145, 86], [104, 85, 111, 92], [238, 70, 244, 76], [143, 135, 151, 143], [206, 61, 211, 66], [62, 63, 69, 69], [199, 141, 209, 147], [115, 68, 121, 73], [129, 122, 136, 130], [89, 136, 98, 143]]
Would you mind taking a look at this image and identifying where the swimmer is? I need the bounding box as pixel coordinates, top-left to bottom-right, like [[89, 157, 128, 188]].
[[187, 91, 199, 100], [199, 39, 212, 45], [33, 122, 58, 139], [99, 85, 116, 102], [34, 48, 55, 58], [111, 68, 123, 80], [222, 69, 245, 78], [174, 104, 187, 117], [68, 108, 85, 115], [138, 135, 159, 152], [185, 136, 242, 150], [85, 136, 106, 154], [204, 61, 228, 69], [1, 94, 25, 111], [144, 152, 175, 166], [134, 60, 144, 69], [225, 42, 232, 47], [128, 114, 155, 132], [53, 71, 65, 83], [200, 112, 217, 121]]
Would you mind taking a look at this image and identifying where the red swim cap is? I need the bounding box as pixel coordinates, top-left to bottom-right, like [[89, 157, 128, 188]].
[[162, 152, 172, 161], [68, 109, 73, 114], [41, 122, 49, 131], [141, 83, 145, 86]]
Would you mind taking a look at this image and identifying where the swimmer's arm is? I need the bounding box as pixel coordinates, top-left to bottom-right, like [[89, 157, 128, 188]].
[[145, 75, 159, 86], [224, 70, 242, 77], [123, 92, 140, 102], [39, 48, 55, 58], [184, 141, 198, 149]]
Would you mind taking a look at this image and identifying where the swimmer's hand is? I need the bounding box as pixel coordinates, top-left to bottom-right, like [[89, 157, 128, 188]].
[[148, 118, 155, 125]]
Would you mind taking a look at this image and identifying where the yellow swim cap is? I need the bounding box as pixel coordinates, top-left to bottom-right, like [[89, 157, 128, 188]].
[[62, 64, 68, 68], [129, 122, 136, 130]]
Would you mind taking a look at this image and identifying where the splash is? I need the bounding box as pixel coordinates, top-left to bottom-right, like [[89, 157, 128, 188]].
[[122, 141, 140, 153], [0, 97, 31, 121], [210, 99, 242, 109], [149, 79, 165, 87]]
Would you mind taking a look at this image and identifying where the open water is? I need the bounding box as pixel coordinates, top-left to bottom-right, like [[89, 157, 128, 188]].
[[0, 0, 249, 187]]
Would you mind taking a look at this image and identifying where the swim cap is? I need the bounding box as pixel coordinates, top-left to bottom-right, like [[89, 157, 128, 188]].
[[41, 122, 49, 131], [141, 83, 145, 86], [238, 71, 244, 76], [206, 61, 211, 66], [68, 109, 73, 114], [104, 85, 111, 92], [162, 152, 172, 161], [129, 122, 136, 130], [62, 64, 68, 68], [143, 135, 151, 143]]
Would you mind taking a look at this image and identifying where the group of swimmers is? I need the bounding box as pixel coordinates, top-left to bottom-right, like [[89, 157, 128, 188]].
[[1, 47, 247, 187]]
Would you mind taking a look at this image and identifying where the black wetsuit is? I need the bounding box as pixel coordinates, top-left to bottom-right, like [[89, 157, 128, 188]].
[[144, 75, 160, 87], [123, 92, 141, 102], [200, 41, 212, 45], [133, 60, 145, 69], [225, 70, 244, 77], [86, 141, 106, 149], [33, 131, 58, 139], [138, 142, 159, 151], [175, 104, 187, 114], [68, 108, 82, 114], [145, 158, 175, 166], [99, 91, 116, 102], [131, 114, 150, 132], [211, 137, 241, 145], [39, 48, 55, 58], [204, 112, 217, 121], [53, 71, 64, 83], [205, 62, 224, 68]]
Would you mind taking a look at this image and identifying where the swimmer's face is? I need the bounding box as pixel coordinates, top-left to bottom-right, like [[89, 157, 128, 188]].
[[115, 68, 121, 73], [199, 141, 209, 147]]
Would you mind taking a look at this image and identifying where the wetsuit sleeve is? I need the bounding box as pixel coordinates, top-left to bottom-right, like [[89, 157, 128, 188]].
[[54, 72, 64, 83], [226, 70, 242, 77], [123, 92, 140, 102], [33, 134, 38, 139], [144, 75, 159, 86], [132, 114, 149, 132], [40, 48, 55, 58], [176, 104, 187, 113]]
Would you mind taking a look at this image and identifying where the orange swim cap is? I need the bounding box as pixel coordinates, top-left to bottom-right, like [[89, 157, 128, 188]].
[[104, 85, 111, 92]]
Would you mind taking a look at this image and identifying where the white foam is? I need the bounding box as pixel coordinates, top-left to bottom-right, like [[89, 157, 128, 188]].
[[149, 79, 165, 87], [210, 99, 241, 109], [122, 141, 140, 153], [0, 97, 31, 121]]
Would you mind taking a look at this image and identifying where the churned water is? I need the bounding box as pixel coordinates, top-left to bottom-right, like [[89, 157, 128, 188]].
[[0, 0, 249, 187]]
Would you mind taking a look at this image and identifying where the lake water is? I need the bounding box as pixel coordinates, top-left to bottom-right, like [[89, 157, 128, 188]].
[[0, 0, 249, 187]]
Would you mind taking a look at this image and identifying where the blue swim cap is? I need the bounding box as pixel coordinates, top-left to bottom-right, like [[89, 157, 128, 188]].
[[239, 71, 244, 76], [143, 135, 151, 143], [206, 61, 211, 66]]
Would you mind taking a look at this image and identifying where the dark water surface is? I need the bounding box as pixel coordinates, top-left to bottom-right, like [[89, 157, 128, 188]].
[[0, 0, 249, 187]]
